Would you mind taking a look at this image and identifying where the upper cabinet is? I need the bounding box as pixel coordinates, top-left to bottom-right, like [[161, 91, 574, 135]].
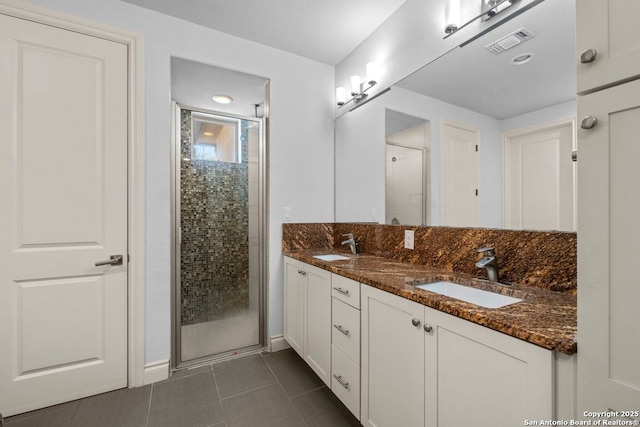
[[577, 0, 640, 94]]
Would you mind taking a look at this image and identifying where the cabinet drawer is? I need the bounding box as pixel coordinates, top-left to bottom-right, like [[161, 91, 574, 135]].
[[331, 274, 360, 309], [332, 298, 360, 363], [331, 345, 360, 420]]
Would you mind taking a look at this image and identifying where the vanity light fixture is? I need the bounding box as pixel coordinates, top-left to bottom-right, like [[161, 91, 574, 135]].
[[444, 0, 521, 37], [336, 62, 379, 107], [445, 0, 461, 34], [212, 94, 233, 104]]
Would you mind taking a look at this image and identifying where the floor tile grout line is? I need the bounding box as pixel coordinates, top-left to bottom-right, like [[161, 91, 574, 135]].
[[217, 380, 279, 402], [210, 362, 228, 426], [144, 382, 154, 427], [262, 352, 310, 427], [287, 384, 327, 400]]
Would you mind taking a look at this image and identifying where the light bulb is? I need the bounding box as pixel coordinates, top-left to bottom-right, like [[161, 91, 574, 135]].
[[350, 75, 361, 96], [336, 87, 347, 106], [366, 62, 379, 85]]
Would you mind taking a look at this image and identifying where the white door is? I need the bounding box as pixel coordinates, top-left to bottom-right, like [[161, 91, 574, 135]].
[[577, 79, 640, 418], [0, 14, 128, 416], [504, 122, 575, 231], [441, 121, 480, 226]]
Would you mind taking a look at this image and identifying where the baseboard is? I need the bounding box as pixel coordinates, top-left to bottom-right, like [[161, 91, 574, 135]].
[[269, 335, 291, 353], [143, 359, 170, 385]]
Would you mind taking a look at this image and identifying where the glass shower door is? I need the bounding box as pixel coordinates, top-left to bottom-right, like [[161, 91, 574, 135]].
[[175, 107, 263, 365]]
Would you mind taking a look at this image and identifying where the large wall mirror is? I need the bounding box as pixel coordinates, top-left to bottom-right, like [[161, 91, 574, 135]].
[[335, 0, 576, 231]]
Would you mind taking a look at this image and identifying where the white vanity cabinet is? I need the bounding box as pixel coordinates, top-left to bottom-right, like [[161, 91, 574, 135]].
[[577, 0, 640, 94], [330, 274, 361, 419], [361, 284, 554, 427], [283, 257, 331, 386]]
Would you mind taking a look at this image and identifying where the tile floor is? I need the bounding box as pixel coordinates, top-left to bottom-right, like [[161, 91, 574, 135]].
[[4, 349, 361, 427]]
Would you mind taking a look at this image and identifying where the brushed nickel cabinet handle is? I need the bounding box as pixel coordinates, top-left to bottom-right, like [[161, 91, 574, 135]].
[[333, 374, 349, 390], [580, 48, 597, 64], [333, 324, 350, 336], [581, 116, 598, 130], [333, 287, 350, 295]]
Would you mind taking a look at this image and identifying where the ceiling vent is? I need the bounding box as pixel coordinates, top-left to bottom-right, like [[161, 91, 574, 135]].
[[485, 28, 535, 54]]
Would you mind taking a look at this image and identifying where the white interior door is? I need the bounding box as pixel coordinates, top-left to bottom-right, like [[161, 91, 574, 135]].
[[504, 122, 575, 231], [0, 14, 128, 416], [441, 121, 480, 226]]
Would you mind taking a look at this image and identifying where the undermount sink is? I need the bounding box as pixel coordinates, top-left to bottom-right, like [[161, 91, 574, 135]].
[[313, 254, 351, 261], [415, 281, 522, 309]]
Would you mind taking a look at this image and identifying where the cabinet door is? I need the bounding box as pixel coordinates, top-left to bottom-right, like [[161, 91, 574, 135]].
[[304, 264, 332, 386], [577, 0, 640, 94], [283, 257, 304, 356], [361, 285, 424, 427], [577, 79, 640, 414], [425, 307, 552, 426]]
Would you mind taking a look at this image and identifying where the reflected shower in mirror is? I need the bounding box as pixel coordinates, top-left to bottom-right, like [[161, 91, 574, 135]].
[[335, 0, 576, 231], [385, 110, 430, 225]]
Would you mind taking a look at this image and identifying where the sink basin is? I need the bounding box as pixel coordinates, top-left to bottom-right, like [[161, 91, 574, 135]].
[[313, 254, 351, 261], [415, 281, 522, 309]]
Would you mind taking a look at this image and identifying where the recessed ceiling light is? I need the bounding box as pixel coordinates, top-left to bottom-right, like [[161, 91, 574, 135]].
[[511, 53, 534, 65], [203, 131, 214, 136], [212, 94, 233, 104]]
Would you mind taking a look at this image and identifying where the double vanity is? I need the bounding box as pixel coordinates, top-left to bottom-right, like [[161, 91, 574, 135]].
[[282, 223, 577, 427]]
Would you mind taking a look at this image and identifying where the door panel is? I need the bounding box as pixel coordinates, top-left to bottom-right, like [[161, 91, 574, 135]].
[[442, 121, 479, 226], [0, 14, 128, 416], [504, 122, 575, 231]]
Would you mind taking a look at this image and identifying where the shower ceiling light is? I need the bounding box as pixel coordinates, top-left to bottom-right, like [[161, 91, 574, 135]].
[[212, 94, 233, 104]]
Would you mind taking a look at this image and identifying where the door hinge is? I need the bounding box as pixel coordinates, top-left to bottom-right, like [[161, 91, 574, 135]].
[[475, 189, 479, 196], [475, 144, 478, 152]]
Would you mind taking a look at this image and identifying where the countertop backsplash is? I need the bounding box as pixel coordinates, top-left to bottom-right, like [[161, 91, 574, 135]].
[[282, 223, 577, 292]]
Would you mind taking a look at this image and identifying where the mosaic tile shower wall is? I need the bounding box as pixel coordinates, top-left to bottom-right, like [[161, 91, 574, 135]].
[[180, 109, 250, 325]]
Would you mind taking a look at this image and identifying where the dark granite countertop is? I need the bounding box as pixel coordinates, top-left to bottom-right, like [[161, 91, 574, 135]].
[[283, 249, 577, 355]]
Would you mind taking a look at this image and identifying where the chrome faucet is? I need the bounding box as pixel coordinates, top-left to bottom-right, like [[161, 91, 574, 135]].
[[341, 233, 358, 255], [475, 247, 499, 282]]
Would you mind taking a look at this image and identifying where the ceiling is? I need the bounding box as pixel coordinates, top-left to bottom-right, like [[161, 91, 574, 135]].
[[123, 0, 408, 65], [395, 0, 576, 120], [171, 57, 267, 118]]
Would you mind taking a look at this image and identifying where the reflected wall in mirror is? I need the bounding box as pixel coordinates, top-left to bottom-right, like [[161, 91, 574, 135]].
[[335, 0, 577, 231], [385, 110, 430, 225]]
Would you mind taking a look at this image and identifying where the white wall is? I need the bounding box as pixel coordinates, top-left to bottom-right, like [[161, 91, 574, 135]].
[[335, 86, 502, 227], [500, 100, 577, 132], [18, 0, 335, 363]]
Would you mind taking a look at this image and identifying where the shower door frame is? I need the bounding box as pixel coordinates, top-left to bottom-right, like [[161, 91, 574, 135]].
[[170, 102, 268, 370]]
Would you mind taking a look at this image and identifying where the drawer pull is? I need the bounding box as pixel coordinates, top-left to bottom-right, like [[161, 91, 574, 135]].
[[333, 287, 350, 295], [333, 324, 350, 336], [333, 374, 350, 390]]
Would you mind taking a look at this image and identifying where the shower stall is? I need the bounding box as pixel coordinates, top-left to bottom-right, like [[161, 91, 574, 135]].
[[171, 104, 266, 368]]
